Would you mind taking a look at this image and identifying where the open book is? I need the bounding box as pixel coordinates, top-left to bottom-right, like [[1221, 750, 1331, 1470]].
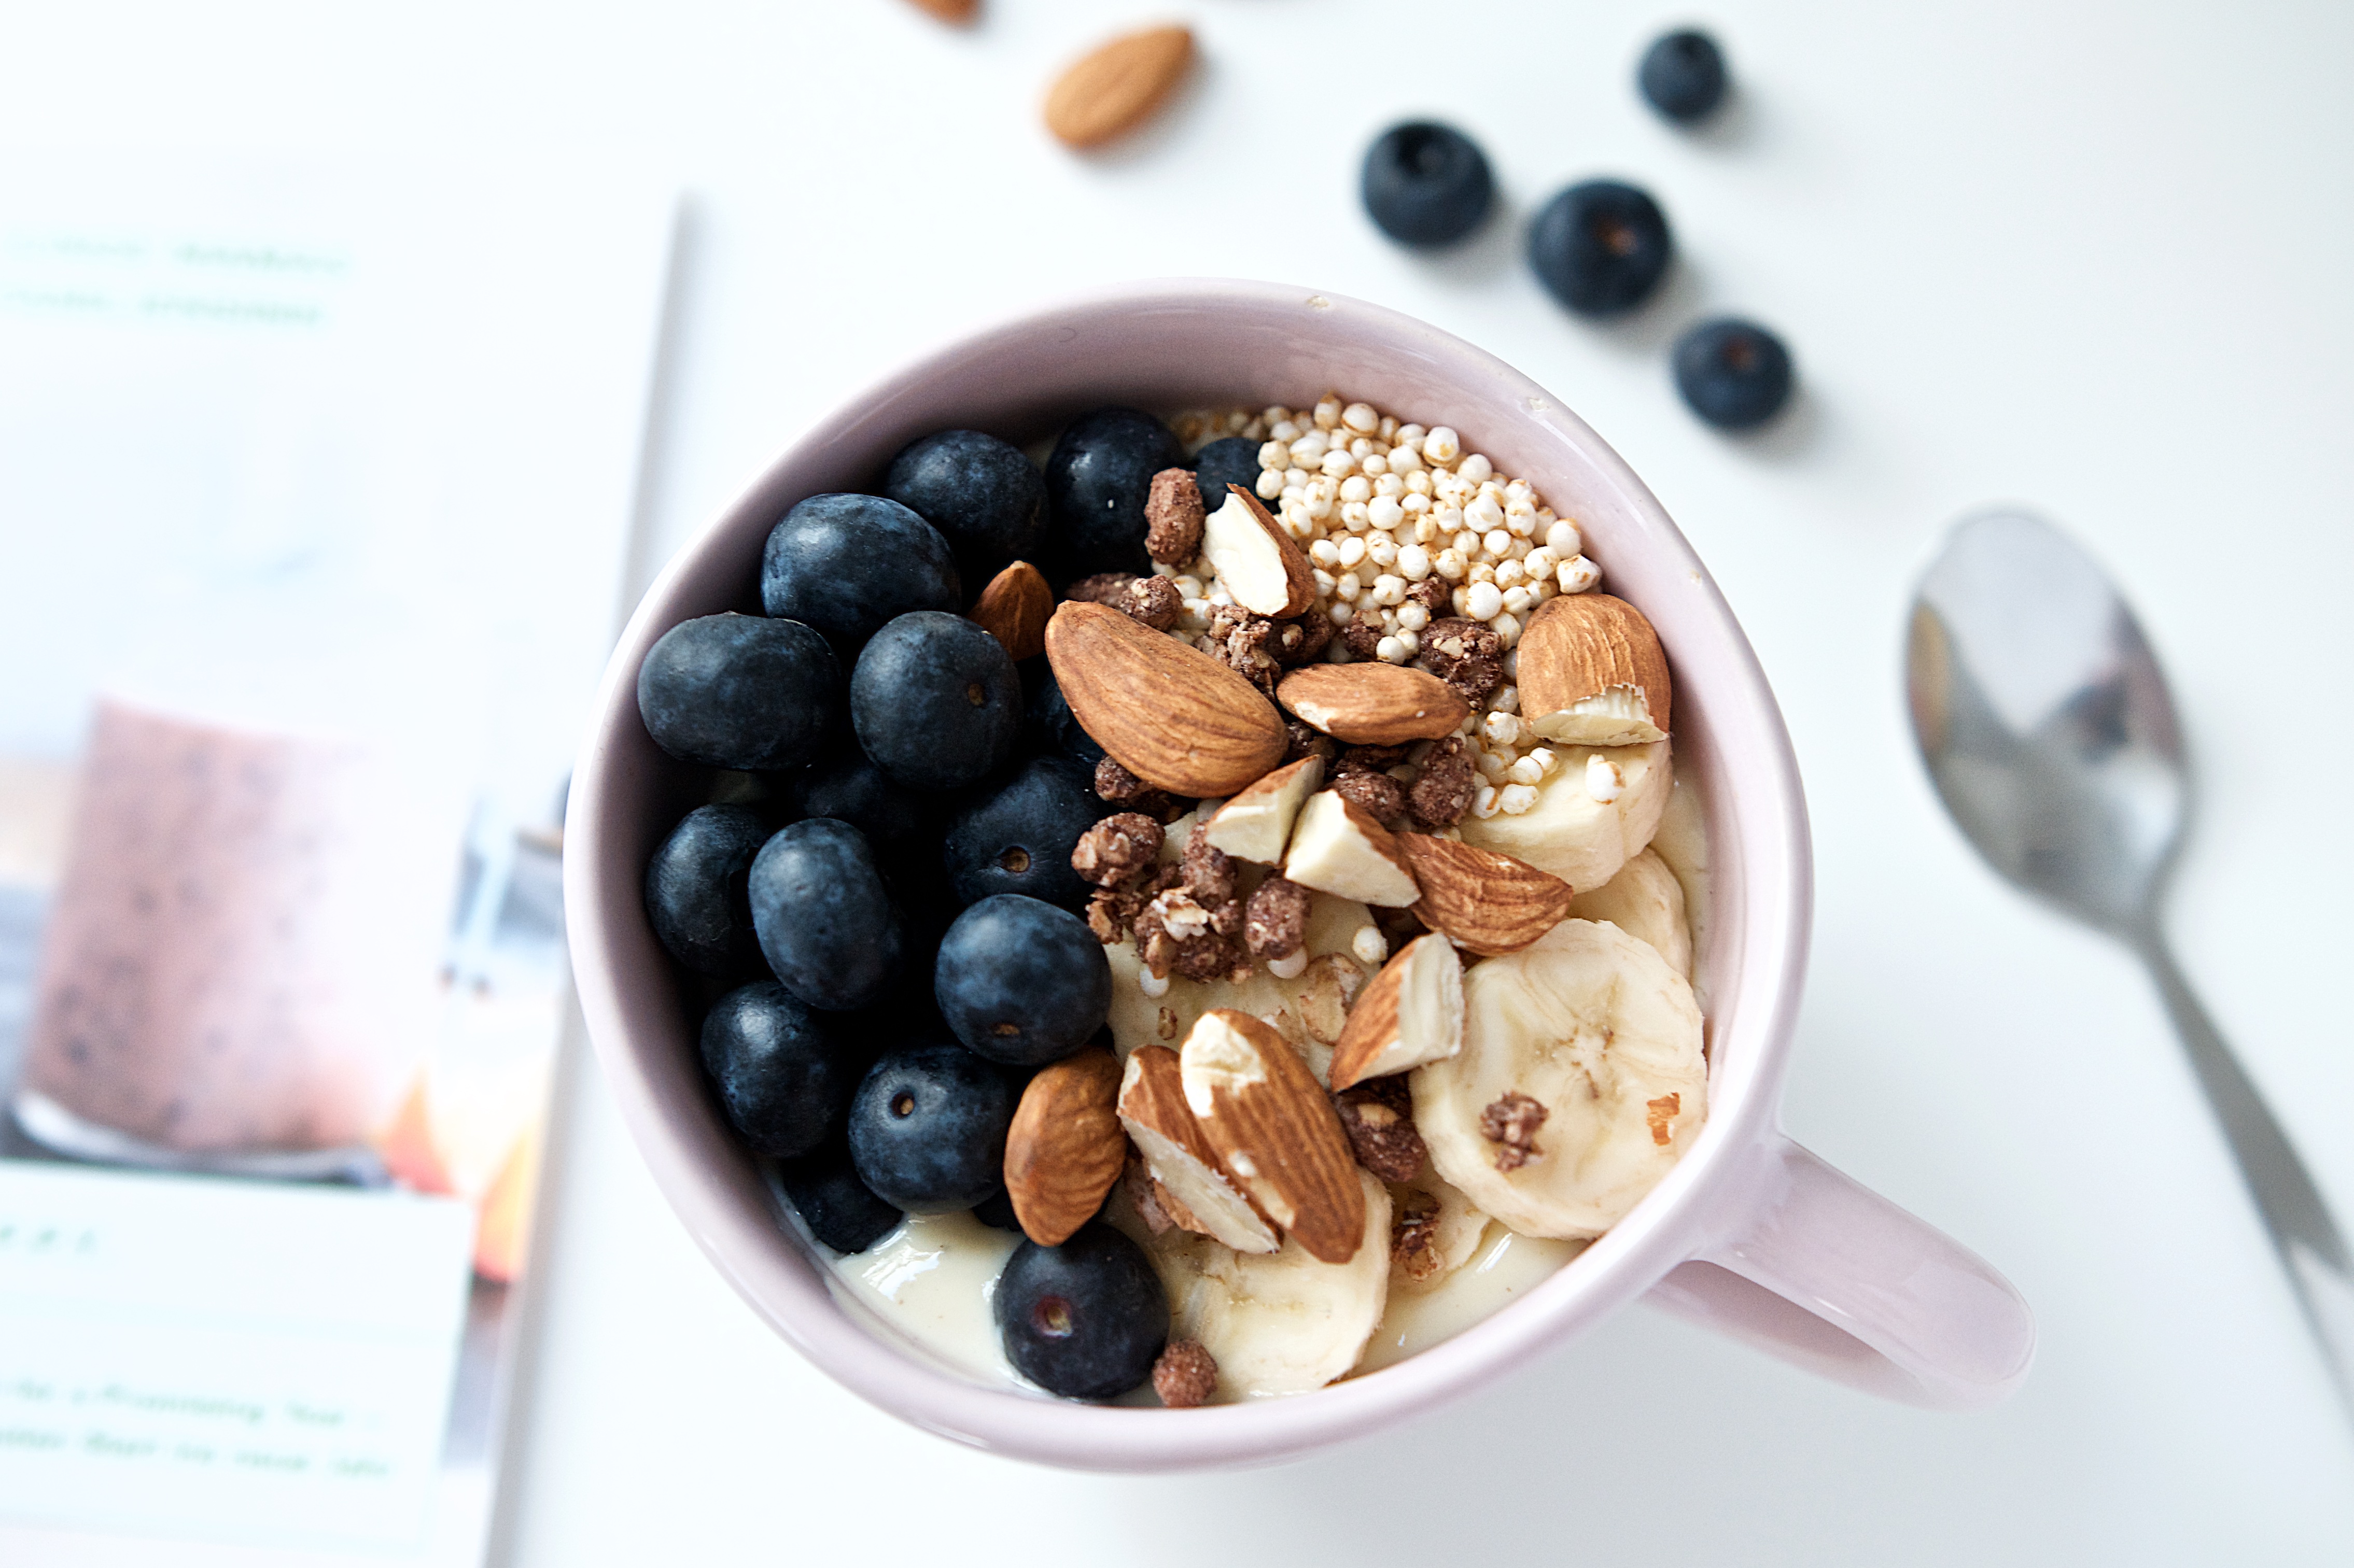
[[0, 152, 672, 1565]]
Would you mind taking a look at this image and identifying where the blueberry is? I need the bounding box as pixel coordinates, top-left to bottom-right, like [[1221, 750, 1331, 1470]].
[[941, 756, 1104, 910], [883, 430, 1048, 586], [1028, 666, 1108, 769], [1528, 180, 1674, 317], [637, 612, 842, 771], [847, 1042, 1017, 1211], [1672, 317, 1795, 430], [1188, 437, 1263, 516], [782, 750, 935, 856], [761, 493, 962, 655], [644, 803, 771, 977], [971, 1186, 1022, 1231], [850, 612, 1023, 791], [778, 1141, 903, 1254], [1361, 121, 1496, 247], [699, 980, 856, 1158], [1638, 29, 1728, 123], [934, 894, 1111, 1066], [748, 818, 906, 1011], [1042, 407, 1185, 583], [993, 1222, 1168, 1400]]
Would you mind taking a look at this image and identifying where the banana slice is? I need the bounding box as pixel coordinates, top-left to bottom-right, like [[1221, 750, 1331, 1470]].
[[1386, 1165, 1492, 1293], [1130, 1168, 1392, 1401], [1412, 919, 1705, 1239], [1565, 847, 1691, 979], [1455, 739, 1670, 891]]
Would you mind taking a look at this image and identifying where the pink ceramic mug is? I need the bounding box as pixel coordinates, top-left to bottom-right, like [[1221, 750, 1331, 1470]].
[[565, 279, 2034, 1471]]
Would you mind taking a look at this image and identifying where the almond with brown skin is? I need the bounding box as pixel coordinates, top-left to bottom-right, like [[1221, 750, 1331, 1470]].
[[1517, 592, 1672, 746], [1397, 834, 1577, 955], [1276, 663, 1468, 745], [1201, 486, 1317, 617], [969, 560, 1051, 662], [1328, 933, 1466, 1090], [1003, 1047, 1126, 1246], [1118, 1044, 1279, 1253], [902, 0, 977, 23], [1042, 25, 1195, 149], [1180, 1009, 1368, 1264], [1044, 600, 1288, 796]]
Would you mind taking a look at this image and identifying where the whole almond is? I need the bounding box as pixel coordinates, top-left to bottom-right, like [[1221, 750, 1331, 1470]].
[[902, 0, 977, 23], [1043, 25, 1194, 150], [1397, 834, 1576, 955], [1277, 663, 1468, 745], [1003, 1047, 1126, 1246], [1044, 600, 1288, 796], [1180, 1009, 1367, 1264], [969, 560, 1051, 662], [1517, 592, 1672, 746]]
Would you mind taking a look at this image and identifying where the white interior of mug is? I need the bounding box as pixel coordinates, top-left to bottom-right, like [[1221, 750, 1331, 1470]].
[[566, 279, 1812, 1471]]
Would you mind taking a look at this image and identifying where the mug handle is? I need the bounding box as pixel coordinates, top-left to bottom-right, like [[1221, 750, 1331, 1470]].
[[1644, 1134, 2035, 1410]]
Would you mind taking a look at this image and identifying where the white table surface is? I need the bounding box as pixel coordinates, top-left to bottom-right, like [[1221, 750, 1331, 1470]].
[[11, 1, 2354, 1559]]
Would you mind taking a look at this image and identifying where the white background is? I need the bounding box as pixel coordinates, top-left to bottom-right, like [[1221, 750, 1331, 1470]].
[[8, 1, 2354, 1560]]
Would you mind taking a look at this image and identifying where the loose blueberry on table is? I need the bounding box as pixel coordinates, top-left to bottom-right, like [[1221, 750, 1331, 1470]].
[[1528, 179, 1675, 317], [634, 392, 1712, 1406], [1360, 121, 1496, 247], [1637, 29, 1730, 124], [1672, 316, 1795, 430]]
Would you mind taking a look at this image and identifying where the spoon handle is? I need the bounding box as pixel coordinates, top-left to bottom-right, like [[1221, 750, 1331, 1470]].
[[2141, 939, 2354, 1419]]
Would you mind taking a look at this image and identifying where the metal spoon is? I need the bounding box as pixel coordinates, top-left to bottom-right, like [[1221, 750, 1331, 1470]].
[[1905, 508, 2354, 1419]]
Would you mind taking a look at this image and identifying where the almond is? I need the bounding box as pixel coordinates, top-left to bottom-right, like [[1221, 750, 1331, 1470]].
[[1045, 600, 1288, 796], [1517, 592, 1672, 746], [1180, 1009, 1367, 1264], [902, 0, 977, 23], [1397, 834, 1577, 955], [1003, 1047, 1127, 1245], [1328, 933, 1464, 1090], [1276, 663, 1469, 745], [1281, 789, 1420, 907], [969, 559, 1051, 662], [1201, 486, 1317, 617], [1042, 25, 1194, 150], [1202, 754, 1323, 863], [1117, 1045, 1279, 1253]]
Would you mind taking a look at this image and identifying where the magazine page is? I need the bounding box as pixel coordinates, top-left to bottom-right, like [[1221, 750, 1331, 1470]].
[[0, 152, 673, 1566]]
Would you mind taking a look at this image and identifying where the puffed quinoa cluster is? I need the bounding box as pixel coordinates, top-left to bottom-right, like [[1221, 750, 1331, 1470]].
[[1167, 394, 1609, 820]]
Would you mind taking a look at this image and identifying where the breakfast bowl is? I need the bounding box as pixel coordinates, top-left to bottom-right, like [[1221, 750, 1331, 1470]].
[[564, 278, 2034, 1472]]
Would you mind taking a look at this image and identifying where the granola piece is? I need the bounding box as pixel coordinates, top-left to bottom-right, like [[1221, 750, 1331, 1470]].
[[1071, 812, 1164, 887], [1406, 576, 1452, 615], [1134, 890, 1251, 983], [1340, 616, 1383, 662], [1196, 604, 1282, 695], [1093, 755, 1172, 815], [1335, 1077, 1427, 1182], [1152, 1339, 1220, 1409], [1338, 744, 1410, 774], [1179, 822, 1237, 906], [1269, 612, 1333, 666], [1066, 571, 1141, 606], [1330, 766, 1407, 830], [1421, 617, 1505, 703], [1479, 1091, 1549, 1173], [1242, 874, 1310, 961], [1392, 1188, 1447, 1282], [1408, 735, 1478, 828], [1116, 574, 1183, 631], [1284, 718, 1341, 766], [1086, 885, 1150, 945], [1145, 469, 1207, 565]]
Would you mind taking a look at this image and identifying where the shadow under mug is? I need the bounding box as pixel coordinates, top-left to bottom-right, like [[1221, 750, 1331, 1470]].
[[564, 279, 2035, 1472]]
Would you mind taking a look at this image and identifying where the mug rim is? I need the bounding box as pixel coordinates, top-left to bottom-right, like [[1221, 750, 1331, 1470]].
[[565, 277, 1814, 1471]]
